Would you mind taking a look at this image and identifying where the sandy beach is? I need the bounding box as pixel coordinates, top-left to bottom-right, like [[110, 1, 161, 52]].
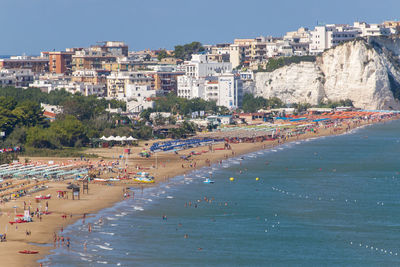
[[1, 114, 399, 267]]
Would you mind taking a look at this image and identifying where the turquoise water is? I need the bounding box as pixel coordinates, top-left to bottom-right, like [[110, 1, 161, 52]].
[[41, 120, 400, 266]]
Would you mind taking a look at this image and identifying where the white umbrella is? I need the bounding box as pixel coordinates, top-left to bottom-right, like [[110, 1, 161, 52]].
[[115, 136, 123, 141], [100, 136, 107, 140], [121, 136, 128, 141], [106, 136, 115, 141], [127, 136, 137, 141]]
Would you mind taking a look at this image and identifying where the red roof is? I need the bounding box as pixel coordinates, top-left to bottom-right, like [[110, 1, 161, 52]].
[[43, 111, 56, 118]]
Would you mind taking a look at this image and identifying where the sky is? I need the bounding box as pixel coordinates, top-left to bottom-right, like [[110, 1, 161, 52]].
[[1, 0, 399, 55]]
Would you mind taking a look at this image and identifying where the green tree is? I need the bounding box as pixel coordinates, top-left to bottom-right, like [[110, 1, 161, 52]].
[[51, 115, 88, 147], [157, 50, 169, 61], [174, 42, 205, 60], [26, 126, 59, 149], [12, 100, 46, 127]]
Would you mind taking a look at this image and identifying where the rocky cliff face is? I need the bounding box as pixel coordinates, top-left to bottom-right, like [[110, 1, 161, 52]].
[[255, 37, 400, 110]]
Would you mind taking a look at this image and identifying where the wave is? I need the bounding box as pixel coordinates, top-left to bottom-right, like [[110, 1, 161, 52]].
[[100, 232, 115, 236], [96, 245, 113, 251]]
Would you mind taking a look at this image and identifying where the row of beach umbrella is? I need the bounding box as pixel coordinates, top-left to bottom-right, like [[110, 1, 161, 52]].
[[100, 136, 138, 141]]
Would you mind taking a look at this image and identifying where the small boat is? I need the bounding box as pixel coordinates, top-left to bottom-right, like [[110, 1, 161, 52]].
[[19, 250, 39, 254], [35, 194, 51, 200], [133, 172, 155, 184], [203, 178, 215, 184], [9, 218, 29, 225]]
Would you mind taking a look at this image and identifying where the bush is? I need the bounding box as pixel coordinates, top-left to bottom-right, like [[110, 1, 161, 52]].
[[257, 56, 317, 72]]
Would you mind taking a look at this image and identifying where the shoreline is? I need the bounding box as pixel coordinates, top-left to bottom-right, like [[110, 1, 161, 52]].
[[0, 116, 398, 267]]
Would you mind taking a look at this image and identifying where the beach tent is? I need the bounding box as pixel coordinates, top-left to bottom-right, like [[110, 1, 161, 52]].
[[115, 136, 122, 141], [121, 136, 128, 141], [127, 136, 137, 141], [100, 136, 107, 140], [106, 136, 115, 141]]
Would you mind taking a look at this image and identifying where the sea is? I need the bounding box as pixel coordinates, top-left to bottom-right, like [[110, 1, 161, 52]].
[[40, 120, 400, 266]]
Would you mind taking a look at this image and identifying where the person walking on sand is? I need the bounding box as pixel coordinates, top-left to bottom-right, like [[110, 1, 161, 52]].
[[45, 201, 48, 213]]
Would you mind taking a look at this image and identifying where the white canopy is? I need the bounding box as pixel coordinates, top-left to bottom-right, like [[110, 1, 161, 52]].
[[106, 136, 115, 141], [103, 136, 138, 142]]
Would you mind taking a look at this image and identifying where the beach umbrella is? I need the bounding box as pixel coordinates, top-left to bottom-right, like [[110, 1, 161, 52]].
[[106, 136, 115, 141], [66, 184, 80, 190], [100, 136, 107, 140], [127, 136, 137, 141]]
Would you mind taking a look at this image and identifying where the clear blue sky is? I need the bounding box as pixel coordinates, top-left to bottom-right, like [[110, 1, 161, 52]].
[[1, 0, 399, 55]]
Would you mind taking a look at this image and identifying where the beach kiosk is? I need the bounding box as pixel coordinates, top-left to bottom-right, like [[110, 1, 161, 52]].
[[67, 184, 80, 200]]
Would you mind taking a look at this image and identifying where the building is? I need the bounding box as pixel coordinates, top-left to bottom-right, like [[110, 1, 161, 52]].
[[0, 56, 48, 73], [177, 54, 232, 101], [71, 70, 108, 85], [125, 85, 156, 113], [29, 79, 105, 96], [0, 69, 34, 87], [310, 24, 359, 54], [46, 51, 73, 74], [106, 71, 153, 99], [177, 54, 242, 109], [152, 71, 184, 94], [204, 73, 242, 109], [353, 22, 392, 37], [383, 21, 400, 34]]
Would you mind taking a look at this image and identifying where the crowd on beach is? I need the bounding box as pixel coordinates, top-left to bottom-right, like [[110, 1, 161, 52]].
[[0, 110, 398, 266]]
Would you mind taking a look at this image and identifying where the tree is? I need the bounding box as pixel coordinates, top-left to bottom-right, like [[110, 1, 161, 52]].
[[157, 50, 169, 61], [174, 42, 205, 60], [12, 100, 47, 127], [26, 126, 59, 149], [51, 115, 88, 147], [242, 93, 267, 112]]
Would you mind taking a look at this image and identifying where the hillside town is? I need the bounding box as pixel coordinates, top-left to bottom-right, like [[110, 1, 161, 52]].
[[1, 21, 399, 115]]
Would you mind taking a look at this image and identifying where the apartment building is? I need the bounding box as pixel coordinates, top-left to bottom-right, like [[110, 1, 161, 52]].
[[204, 73, 243, 109], [46, 51, 74, 74], [70, 70, 108, 85], [0, 56, 48, 73], [353, 22, 392, 37], [177, 54, 242, 109], [106, 71, 153, 99], [0, 69, 34, 87], [310, 24, 359, 54], [29, 79, 105, 96]]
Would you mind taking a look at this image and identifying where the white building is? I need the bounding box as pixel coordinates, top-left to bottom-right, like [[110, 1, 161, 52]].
[[310, 24, 359, 54], [125, 84, 156, 113], [106, 71, 153, 98], [204, 73, 243, 109], [29, 79, 105, 96], [177, 54, 232, 99], [41, 103, 63, 114], [353, 22, 392, 37], [177, 75, 205, 99], [0, 69, 34, 88]]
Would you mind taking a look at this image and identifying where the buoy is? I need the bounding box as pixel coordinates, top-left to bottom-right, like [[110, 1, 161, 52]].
[[229, 177, 234, 181], [256, 177, 259, 181]]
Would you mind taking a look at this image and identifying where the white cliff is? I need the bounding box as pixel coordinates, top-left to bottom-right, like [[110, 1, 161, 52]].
[[255, 37, 400, 110]]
